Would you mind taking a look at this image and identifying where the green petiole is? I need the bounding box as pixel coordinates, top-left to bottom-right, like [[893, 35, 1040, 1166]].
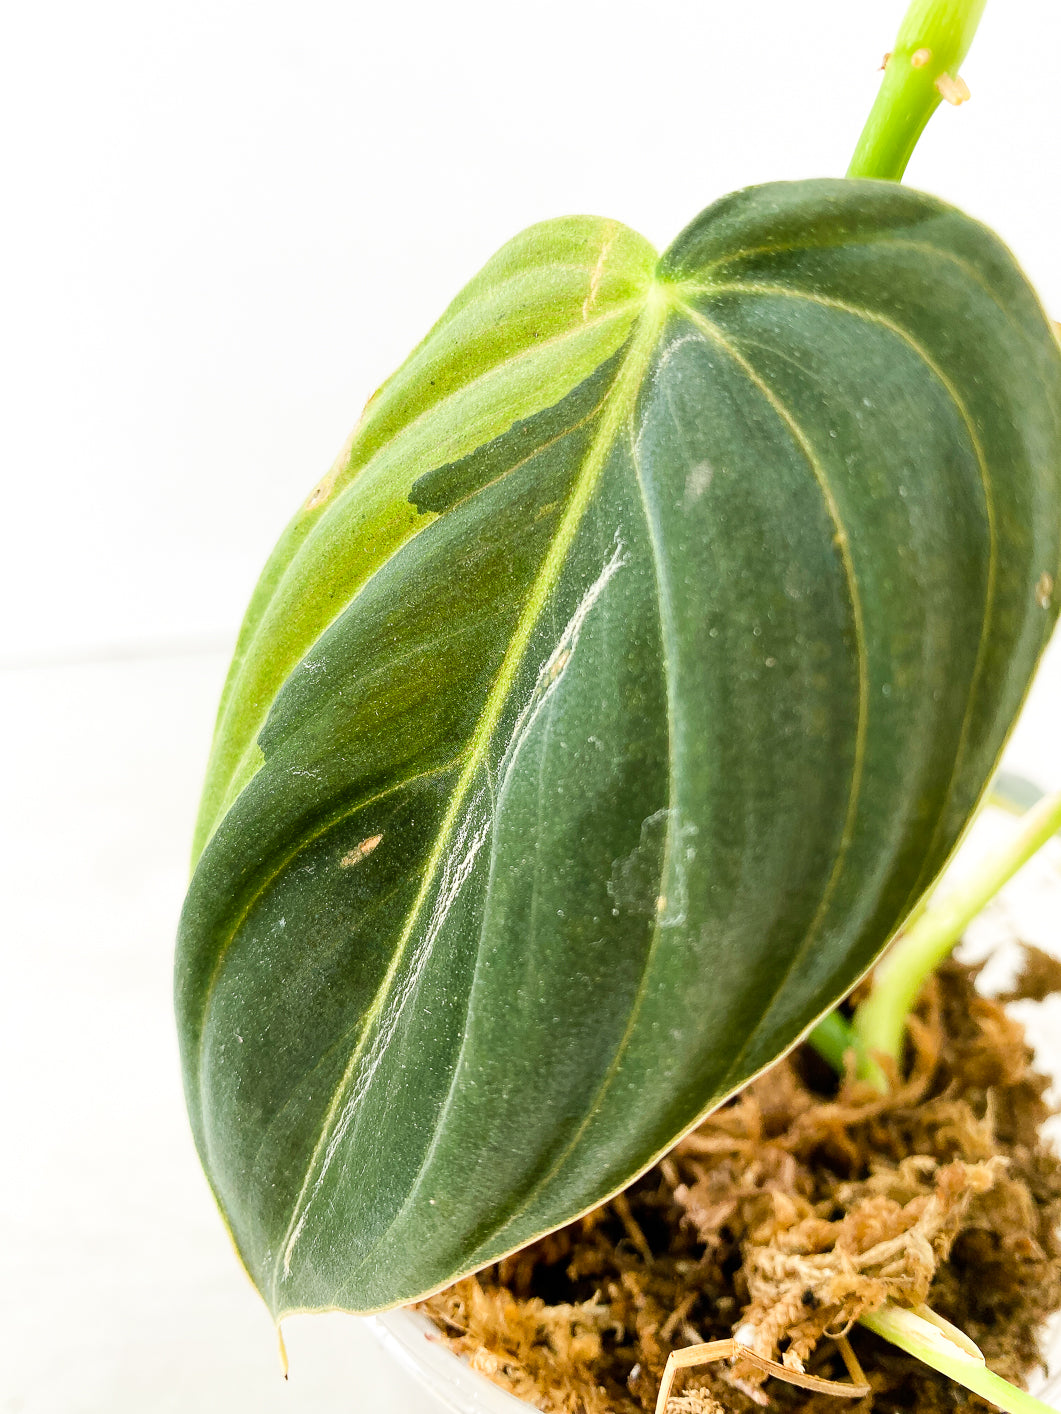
[[805, 1009, 862, 1074], [862, 1304, 1059, 1414], [990, 770, 1055, 819], [808, 779, 1061, 1079], [853, 788, 1061, 1089], [848, 0, 987, 181], [804, 783, 1061, 1414], [805, 779, 1061, 1412], [847, 0, 988, 180]]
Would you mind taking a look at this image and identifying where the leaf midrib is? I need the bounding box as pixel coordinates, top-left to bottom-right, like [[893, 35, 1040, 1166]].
[[270, 288, 671, 1304], [487, 297, 876, 1244], [335, 402, 684, 1289], [671, 297, 870, 1092], [197, 299, 646, 856], [191, 344, 644, 1081]]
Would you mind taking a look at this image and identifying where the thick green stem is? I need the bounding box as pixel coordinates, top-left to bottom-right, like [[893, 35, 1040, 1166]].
[[806, 1011, 860, 1072], [805, 1011, 872, 1076], [991, 769, 1054, 819], [862, 1304, 1058, 1414], [808, 781, 1056, 1073], [847, 0, 988, 180], [854, 789, 1061, 1088]]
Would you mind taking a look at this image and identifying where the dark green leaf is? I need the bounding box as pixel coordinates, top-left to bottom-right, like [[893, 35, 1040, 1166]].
[[176, 179, 1061, 1316]]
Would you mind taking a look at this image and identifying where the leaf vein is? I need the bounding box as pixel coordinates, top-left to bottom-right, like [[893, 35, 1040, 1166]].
[[673, 299, 870, 1092], [688, 281, 998, 911], [270, 301, 668, 1298]]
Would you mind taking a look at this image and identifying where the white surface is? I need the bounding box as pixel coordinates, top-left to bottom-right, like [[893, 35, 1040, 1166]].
[[0, 654, 439, 1413], [3, 0, 1061, 1410], [2, 0, 1060, 665]]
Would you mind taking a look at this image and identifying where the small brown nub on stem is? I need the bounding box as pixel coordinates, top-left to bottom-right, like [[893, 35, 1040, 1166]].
[[910, 47, 932, 68], [936, 72, 971, 105], [880, 51, 892, 70]]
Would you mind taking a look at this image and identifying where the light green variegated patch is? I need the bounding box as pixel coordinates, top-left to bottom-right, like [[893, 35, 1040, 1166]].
[[176, 179, 1061, 1317], [192, 217, 656, 857]]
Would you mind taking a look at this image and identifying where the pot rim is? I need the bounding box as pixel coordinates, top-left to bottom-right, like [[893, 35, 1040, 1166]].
[[368, 1307, 536, 1412]]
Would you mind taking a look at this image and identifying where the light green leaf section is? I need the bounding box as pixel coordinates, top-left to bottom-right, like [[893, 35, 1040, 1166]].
[[192, 217, 657, 859], [176, 180, 1061, 1316]]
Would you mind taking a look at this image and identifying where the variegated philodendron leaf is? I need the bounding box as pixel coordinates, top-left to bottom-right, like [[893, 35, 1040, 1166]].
[[176, 179, 1061, 1317]]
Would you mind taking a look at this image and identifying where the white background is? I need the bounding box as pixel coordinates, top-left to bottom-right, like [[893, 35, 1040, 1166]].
[[3, 1, 1060, 1410]]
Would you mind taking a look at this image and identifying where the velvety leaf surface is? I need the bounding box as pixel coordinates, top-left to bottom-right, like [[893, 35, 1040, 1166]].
[[175, 179, 1061, 1316]]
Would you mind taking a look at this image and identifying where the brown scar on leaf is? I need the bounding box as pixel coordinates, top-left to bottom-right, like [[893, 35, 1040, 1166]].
[[910, 47, 932, 68], [340, 833, 383, 867], [304, 470, 337, 511], [936, 72, 971, 105], [303, 383, 387, 511], [582, 222, 618, 321], [304, 428, 356, 510], [1037, 572, 1055, 609], [548, 648, 572, 682]]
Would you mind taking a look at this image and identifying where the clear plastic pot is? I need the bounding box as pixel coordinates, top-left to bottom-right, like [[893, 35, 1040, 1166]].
[[368, 1308, 534, 1413], [368, 1306, 1061, 1411]]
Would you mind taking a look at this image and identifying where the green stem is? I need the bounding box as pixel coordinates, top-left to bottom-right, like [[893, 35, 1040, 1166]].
[[807, 779, 1053, 1072], [807, 790, 1061, 1410], [862, 1304, 1057, 1414], [847, 0, 988, 180], [990, 770, 1052, 819], [806, 1010, 870, 1073], [854, 789, 1061, 1088]]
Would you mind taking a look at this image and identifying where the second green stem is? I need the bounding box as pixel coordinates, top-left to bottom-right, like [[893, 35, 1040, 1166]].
[[854, 788, 1061, 1088]]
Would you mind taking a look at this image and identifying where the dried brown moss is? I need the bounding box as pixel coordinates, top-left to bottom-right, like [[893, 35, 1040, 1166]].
[[418, 954, 1061, 1413]]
